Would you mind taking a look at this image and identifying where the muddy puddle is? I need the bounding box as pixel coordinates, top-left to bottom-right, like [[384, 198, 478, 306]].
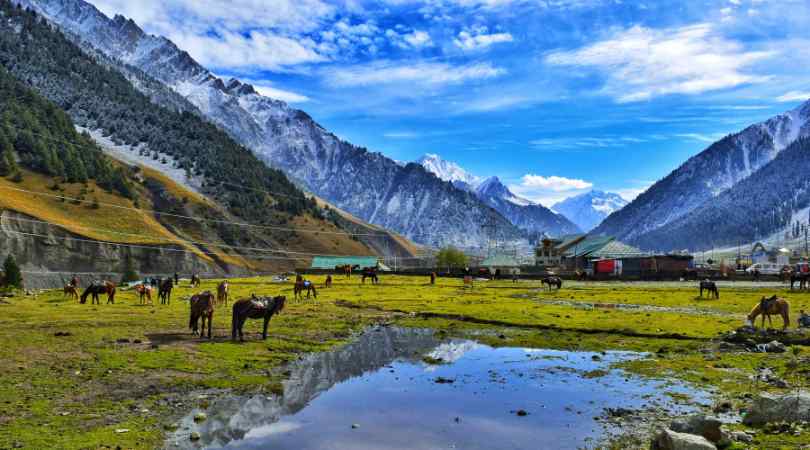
[[167, 327, 713, 449]]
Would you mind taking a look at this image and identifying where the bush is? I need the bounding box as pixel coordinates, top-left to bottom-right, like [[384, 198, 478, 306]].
[[120, 256, 140, 283]]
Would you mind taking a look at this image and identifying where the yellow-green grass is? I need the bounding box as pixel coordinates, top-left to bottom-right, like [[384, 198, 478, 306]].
[[1, 276, 808, 449]]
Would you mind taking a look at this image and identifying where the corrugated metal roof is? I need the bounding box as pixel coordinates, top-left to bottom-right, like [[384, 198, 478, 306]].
[[481, 254, 519, 267], [590, 240, 646, 258], [311, 256, 379, 269], [561, 235, 614, 257]]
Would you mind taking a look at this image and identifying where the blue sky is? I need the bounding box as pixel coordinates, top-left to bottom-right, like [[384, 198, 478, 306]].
[[92, 0, 810, 205]]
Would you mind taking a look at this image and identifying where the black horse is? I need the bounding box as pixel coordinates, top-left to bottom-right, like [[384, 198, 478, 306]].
[[158, 278, 173, 304], [361, 267, 379, 285], [231, 295, 286, 341], [791, 273, 809, 290], [80, 282, 115, 305], [541, 276, 562, 290], [699, 280, 719, 299]]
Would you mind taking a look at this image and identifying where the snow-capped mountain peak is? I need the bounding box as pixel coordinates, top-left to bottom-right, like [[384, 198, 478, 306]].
[[553, 190, 628, 232], [417, 153, 483, 191], [475, 176, 532, 206]]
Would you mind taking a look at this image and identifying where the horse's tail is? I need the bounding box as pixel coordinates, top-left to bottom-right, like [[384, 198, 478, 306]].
[[189, 297, 197, 330]]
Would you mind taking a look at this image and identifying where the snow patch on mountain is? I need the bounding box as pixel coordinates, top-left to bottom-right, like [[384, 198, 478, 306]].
[[417, 153, 483, 191], [552, 191, 628, 232]]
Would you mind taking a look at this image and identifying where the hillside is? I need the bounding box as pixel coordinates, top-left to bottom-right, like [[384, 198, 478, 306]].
[[633, 137, 810, 252], [595, 99, 810, 245], [0, 57, 378, 283], [15, 0, 525, 249], [0, 0, 318, 231]]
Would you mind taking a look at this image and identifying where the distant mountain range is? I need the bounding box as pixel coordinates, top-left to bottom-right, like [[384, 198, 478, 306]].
[[552, 191, 628, 232], [15, 0, 524, 249], [595, 99, 810, 251], [417, 154, 581, 236]]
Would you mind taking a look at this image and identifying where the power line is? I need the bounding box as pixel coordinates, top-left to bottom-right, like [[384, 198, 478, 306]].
[[0, 184, 390, 237], [2, 229, 311, 262], [1, 215, 384, 258]]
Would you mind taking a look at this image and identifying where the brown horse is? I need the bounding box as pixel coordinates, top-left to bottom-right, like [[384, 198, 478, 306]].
[[541, 276, 562, 290], [158, 278, 173, 305], [64, 284, 79, 301], [190, 274, 201, 287], [336, 264, 356, 278], [135, 284, 153, 305], [430, 272, 436, 285], [80, 281, 116, 305], [324, 275, 333, 288], [189, 291, 215, 339], [231, 295, 286, 341], [294, 279, 317, 299], [699, 280, 719, 299], [748, 296, 791, 330], [217, 281, 229, 307]]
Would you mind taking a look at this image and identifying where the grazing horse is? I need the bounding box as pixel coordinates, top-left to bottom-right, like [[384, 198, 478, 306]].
[[189, 291, 215, 339], [541, 276, 562, 290], [699, 280, 719, 299], [190, 274, 201, 288], [430, 272, 436, 285], [294, 278, 317, 299], [217, 281, 229, 307], [64, 284, 79, 301], [748, 296, 791, 330], [231, 295, 286, 341], [361, 267, 379, 285], [80, 282, 116, 305], [158, 278, 173, 305], [324, 275, 333, 288], [135, 284, 153, 305], [791, 272, 809, 290]]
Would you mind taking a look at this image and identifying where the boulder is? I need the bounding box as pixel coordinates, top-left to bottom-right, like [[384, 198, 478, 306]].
[[669, 415, 724, 443], [763, 340, 787, 353], [730, 431, 753, 443], [743, 393, 810, 426], [651, 429, 717, 450]]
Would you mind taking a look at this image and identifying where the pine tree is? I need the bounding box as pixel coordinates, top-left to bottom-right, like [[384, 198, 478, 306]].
[[2, 254, 22, 289]]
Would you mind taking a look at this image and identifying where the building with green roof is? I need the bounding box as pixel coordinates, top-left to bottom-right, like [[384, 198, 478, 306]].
[[310, 256, 379, 270]]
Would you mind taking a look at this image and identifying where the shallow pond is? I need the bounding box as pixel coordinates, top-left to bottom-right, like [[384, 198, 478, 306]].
[[168, 327, 712, 449]]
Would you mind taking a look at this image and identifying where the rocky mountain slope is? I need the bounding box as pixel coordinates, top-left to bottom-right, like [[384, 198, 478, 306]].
[[552, 191, 628, 232], [595, 99, 810, 244], [0, 2, 383, 284], [418, 154, 579, 236], [635, 137, 810, 251], [16, 0, 524, 249], [474, 177, 580, 236]]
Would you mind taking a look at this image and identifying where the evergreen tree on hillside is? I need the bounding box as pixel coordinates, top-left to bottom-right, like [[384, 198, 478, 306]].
[[0, 1, 318, 225], [0, 134, 15, 176], [2, 254, 22, 289]]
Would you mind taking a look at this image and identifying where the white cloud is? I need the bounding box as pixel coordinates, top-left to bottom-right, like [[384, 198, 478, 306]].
[[325, 61, 505, 87], [169, 29, 326, 71], [252, 85, 310, 103], [545, 23, 776, 102], [509, 174, 593, 205], [403, 30, 433, 48], [454, 27, 514, 50], [675, 133, 723, 143], [91, 0, 333, 34], [518, 174, 592, 191], [776, 90, 810, 102]]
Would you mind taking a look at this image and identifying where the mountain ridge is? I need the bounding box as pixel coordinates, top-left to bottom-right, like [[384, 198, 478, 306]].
[[16, 0, 525, 249], [552, 190, 628, 232], [594, 99, 810, 246]]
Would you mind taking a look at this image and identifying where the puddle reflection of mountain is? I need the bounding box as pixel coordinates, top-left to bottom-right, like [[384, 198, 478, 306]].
[[168, 326, 441, 448]]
